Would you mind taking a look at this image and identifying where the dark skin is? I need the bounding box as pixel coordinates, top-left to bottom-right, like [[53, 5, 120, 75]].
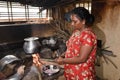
[[55, 14, 93, 65]]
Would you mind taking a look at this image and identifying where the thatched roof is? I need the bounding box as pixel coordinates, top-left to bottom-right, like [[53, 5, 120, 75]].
[[0, 0, 77, 7]]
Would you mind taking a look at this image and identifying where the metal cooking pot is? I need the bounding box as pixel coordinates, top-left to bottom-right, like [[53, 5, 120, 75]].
[[23, 37, 41, 54], [42, 64, 60, 76], [0, 55, 20, 71]]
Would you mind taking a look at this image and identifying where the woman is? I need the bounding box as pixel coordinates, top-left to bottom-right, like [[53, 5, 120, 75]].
[[56, 7, 97, 80]]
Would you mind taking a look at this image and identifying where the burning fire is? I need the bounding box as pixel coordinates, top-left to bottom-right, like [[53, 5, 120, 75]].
[[32, 53, 43, 69]]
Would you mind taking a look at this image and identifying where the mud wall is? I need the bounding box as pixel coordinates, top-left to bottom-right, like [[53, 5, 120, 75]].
[[92, 0, 120, 80]]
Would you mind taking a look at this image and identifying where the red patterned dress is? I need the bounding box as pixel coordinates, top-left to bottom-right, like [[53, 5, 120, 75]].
[[64, 28, 97, 80]]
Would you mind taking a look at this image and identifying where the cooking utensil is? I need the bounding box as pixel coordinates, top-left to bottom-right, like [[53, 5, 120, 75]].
[[0, 55, 20, 71], [42, 64, 60, 76], [23, 37, 41, 54]]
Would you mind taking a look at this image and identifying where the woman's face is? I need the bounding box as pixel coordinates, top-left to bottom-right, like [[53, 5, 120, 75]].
[[70, 14, 85, 30]]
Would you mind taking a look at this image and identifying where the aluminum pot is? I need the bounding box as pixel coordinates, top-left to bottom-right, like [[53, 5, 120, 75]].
[[42, 64, 60, 76], [23, 37, 41, 54], [0, 55, 20, 71]]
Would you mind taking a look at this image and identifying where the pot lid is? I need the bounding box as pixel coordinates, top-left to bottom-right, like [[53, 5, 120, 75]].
[[24, 37, 39, 41]]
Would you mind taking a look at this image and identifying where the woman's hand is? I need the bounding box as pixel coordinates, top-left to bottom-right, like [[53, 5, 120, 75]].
[[55, 57, 64, 65]]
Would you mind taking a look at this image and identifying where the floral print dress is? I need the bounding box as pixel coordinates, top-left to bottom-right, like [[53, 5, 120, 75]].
[[64, 28, 97, 80]]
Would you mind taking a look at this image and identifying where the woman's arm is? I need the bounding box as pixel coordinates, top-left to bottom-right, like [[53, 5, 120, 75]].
[[56, 45, 93, 64]]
